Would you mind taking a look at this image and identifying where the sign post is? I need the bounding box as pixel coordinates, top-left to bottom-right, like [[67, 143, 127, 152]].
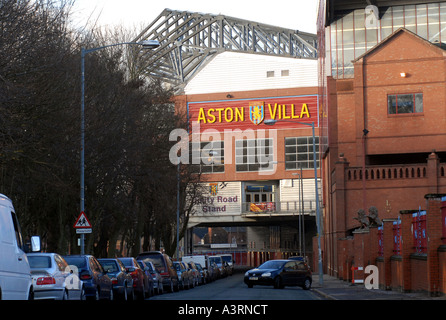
[[73, 211, 92, 255]]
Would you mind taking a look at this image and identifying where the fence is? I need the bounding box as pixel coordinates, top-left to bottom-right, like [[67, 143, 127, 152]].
[[331, 193, 446, 297], [242, 200, 317, 215]]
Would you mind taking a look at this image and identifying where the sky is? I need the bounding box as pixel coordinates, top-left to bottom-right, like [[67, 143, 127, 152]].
[[70, 0, 319, 34]]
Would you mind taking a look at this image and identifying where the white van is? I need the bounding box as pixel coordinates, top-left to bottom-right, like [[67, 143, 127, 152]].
[[182, 255, 208, 269], [0, 194, 40, 300]]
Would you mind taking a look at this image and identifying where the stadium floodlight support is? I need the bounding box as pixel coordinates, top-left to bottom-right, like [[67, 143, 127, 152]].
[[131, 9, 317, 92]]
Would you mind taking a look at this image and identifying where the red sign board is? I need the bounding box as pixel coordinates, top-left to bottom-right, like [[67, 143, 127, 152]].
[[188, 95, 318, 132]]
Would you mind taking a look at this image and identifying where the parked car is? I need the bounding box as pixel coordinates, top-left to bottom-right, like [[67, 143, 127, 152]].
[[194, 263, 207, 285], [223, 261, 232, 277], [27, 253, 71, 300], [173, 261, 193, 290], [207, 261, 218, 282], [187, 261, 200, 286], [136, 251, 179, 292], [98, 258, 134, 301], [138, 260, 163, 295], [209, 256, 225, 278], [288, 256, 305, 262], [118, 257, 150, 299], [0, 193, 40, 300], [63, 255, 113, 300], [135, 260, 155, 297], [220, 254, 234, 275], [244, 259, 312, 290]]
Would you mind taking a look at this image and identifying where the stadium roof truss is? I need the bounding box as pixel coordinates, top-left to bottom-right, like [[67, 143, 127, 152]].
[[132, 9, 317, 93]]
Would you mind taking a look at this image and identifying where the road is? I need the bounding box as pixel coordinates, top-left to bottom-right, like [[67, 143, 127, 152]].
[[150, 272, 323, 300]]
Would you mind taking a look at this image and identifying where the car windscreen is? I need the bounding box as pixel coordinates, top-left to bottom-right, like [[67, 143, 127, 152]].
[[145, 263, 155, 272], [28, 256, 51, 269], [221, 256, 232, 262], [99, 260, 119, 272], [209, 256, 221, 264], [258, 260, 285, 269], [118, 258, 134, 267], [138, 255, 166, 273], [64, 257, 87, 269]]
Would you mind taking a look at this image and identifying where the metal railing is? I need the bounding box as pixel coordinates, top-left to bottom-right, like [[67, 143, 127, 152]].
[[241, 201, 316, 216]]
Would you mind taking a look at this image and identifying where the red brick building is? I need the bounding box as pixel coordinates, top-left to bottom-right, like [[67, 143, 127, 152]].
[[318, 1, 446, 294], [172, 51, 320, 264]]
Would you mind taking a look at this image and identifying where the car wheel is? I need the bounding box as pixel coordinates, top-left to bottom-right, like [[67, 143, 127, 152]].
[[109, 288, 114, 300], [302, 277, 312, 290], [87, 288, 99, 301], [122, 285, 128, 301], [140, 285, 146, 300], [247, 283, 253, 288], [128, 287, 135, 301], [274, 277, 284, 289], [28, 287, 34, 300], [80, 286, 87, 300]]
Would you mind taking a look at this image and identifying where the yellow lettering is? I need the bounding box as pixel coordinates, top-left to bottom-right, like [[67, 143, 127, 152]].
[[291, 104, 300, 119], [268, 103, 278, 119], [225, 108, 234, 122], [282, 104, 291, 119], [300, 103, 310, 118], [197, 108, 207, 123], [215, 108, 224, 122], [207, 108, 216, 123], [235, 107, 244, 122]]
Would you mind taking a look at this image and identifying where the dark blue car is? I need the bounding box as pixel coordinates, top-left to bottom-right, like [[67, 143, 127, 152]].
[[64, 255, 113, 300], [244, 259, 312, 290], [98, 258, 134, 301]]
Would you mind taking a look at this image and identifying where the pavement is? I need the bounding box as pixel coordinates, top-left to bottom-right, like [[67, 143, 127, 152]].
[[311, 274, 446, 300]]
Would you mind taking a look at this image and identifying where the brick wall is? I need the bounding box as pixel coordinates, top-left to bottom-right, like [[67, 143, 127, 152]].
[[325, 28, 446, 280], [332, 193, 446, 296]]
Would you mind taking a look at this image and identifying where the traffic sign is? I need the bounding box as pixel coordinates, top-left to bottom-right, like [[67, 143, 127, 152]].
[[73, 211, 92, 228], [76, 228, 92, 234]]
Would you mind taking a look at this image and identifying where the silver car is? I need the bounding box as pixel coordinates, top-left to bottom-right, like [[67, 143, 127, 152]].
[[27, 253, 72, 300]]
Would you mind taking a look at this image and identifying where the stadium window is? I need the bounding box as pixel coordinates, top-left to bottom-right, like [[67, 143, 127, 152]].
[[235, 138, 274, 172], [191, 141, 225, 173], [387, 93, 423, 115], [285, 136, 320, 170]]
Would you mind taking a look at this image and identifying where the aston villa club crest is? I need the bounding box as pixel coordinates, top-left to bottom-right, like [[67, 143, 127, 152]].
[[209, 183, 218, 196], [249, 101, 264, 125]]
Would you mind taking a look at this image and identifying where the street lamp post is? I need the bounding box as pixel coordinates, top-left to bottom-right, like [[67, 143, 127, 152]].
[[264, 119, 323, 286], [80, 40, 159, 255], [177, 161, 180, 260]]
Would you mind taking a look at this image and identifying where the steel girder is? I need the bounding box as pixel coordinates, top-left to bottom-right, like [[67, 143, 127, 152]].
[[132, 9, 317, 92]]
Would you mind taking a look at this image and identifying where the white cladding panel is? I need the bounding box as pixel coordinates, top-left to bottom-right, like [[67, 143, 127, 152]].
[[280, 178, 317, 202], [194, 181, 241, 216], [184, 52, 317, 95]]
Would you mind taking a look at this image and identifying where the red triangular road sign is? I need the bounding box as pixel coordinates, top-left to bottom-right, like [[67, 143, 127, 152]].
[[74, 211, 92, 228]]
